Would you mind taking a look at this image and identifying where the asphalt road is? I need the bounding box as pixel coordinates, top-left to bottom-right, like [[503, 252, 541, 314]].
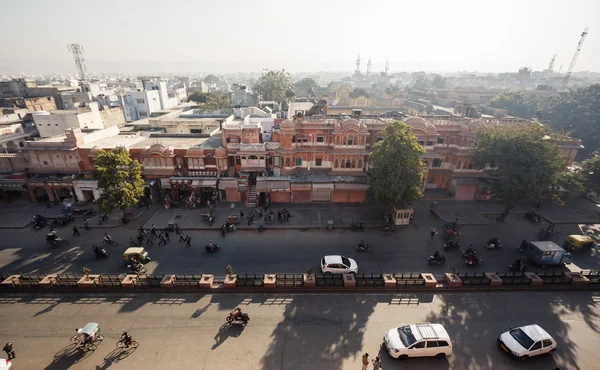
[[1, 213, 599, 276], [0, 291, 598, 370]]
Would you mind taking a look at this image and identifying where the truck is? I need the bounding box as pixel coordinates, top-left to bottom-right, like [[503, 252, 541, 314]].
[[524, 241, 573, 267]]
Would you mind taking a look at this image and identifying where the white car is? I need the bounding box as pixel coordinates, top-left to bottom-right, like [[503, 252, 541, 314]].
[[320, 255, 358, 274], [383, 323, 453, 359], [0, 359, 11, 370], [498, 324, 556, 359]]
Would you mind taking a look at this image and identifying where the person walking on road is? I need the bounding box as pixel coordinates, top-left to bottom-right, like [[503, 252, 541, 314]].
[[150, 224, 157, 238], [137, 232, 144, 245], [429, 227, 438, 243], [164, 230, 170, 243], [185, 235, 192, 248], [72, 225, 80, 236], [3, 342, 15, 360], [158, 233, 166, 246], [361, 353, 369, 370], [145, 232, 154, 245], [372, 356, 381, 370], [179, 232, 186, 242], [221, 224, 226, 237], [83, 218, 90, 231], [174, 223, 180, 235]]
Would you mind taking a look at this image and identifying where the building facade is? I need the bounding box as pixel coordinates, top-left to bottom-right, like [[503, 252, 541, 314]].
[[32, 103, 105, 138]]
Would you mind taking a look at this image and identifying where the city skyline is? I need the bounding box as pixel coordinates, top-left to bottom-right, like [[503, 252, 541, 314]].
[[0, 0, 598, 75]]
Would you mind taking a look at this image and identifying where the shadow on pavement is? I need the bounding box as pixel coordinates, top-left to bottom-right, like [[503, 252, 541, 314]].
[[212, 323, 244, 350], [44, 343, 93, 369], [191, 303, 212, 319], [376, 345, 451, 370]]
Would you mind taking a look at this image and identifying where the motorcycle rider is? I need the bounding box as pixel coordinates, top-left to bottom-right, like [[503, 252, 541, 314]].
[[121, 331, 133, 348], [519, 239, 529, 251], [433, 251, 443, 262], [232, 307, 243, 320], [466, 244, 476, 256], [207, 240, 216, 250], [512, 259, 525, 271], [103, 233, 113, 244], [445, 238, 458, 249]]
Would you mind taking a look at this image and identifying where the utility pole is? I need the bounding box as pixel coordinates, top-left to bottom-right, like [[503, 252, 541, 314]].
[[67, 44, 88, 81], [561, 27, 589, 90]]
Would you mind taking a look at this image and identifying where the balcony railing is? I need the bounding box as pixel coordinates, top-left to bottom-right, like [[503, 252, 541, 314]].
[[265, 142, 280, 150], [240, 143, 266, 151], [227, 143, 240, 149]]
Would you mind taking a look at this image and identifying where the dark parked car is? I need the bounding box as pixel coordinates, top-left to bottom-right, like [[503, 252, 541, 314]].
[[524, 211, 543, 223]]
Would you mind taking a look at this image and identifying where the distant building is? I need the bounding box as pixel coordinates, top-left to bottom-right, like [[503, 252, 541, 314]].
[[0, 79, 76, 109], [32, 103, 105, 137], [0, 96, 57, 114], [123, 90, 162, 121]]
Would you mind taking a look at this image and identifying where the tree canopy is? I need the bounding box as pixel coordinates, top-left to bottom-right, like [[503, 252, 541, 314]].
[[93, 148, 144, 218], [580, 150, 600, 194], [188, 92, 230, 111], [350, 88, 370, 99], [294, 77, 318, 90], [471, 124, 565, 222], [487, 91, 540, 119], [252, 69, 291, 104], [431, 74, 449, 89], [411, 72, 431, 91], [368, 121, 425, 204]]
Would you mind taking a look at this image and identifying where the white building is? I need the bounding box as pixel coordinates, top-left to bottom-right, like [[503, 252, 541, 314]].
[[123, 90, 162, 121], [61, 82, 118, 110], [140, 77, 178, 110], [32, 103, 104, 138]]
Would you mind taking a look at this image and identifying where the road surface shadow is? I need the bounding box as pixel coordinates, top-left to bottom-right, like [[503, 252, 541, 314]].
[[212, 323, 244, 350], [44, 343, 93, 369]]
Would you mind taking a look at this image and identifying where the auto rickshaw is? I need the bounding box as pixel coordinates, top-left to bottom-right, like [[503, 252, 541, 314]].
[[46, 231, 69, 247], [564, 235, 594, 253], [70, 322, 104, 350], [123, 247, 151, 265]]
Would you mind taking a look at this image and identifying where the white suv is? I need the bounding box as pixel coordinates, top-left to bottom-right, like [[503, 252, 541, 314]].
[[383, 323, 453, 359], [498, 324, 556, 359]]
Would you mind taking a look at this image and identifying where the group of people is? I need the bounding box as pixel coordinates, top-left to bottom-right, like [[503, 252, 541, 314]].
[[72, 218, 92, 236], [361, 353, 382, 370]]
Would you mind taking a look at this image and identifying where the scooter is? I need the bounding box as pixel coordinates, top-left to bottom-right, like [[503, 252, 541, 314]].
[[356, 243, 372, 252], [93, 247, 109, 259], [485, 237, 502, 249], [428, 253, 446, 265], [205, 243, 220, 252], [509, 260, 528, 272], [444, 240, 460, 250], [382, 224, 396, 232], [226, 224, 237, 232], [350, 222, 364, 231]]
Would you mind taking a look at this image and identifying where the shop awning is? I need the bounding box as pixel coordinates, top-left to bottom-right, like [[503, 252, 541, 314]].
[[267, 180, 290, 192], [0, 183, 26, 191], [312, 183, 334, 190], [160, 178, 171, 189], [191, 179, 217, 188], [218, 178, 238, 190], [291, 183, 312, 191], [334, 183, 369, 190], [256, 180, 268, 192]]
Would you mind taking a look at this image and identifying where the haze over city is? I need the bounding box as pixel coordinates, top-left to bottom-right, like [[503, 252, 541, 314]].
[[0, 0, 598, 74]]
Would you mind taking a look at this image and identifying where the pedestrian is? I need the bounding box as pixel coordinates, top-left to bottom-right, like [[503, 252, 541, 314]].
[[361, 353, 369, 370], [83, 218, 90, 231], [185, 235, 192, 248], [221, 225, 226, 237], [129, 237, 136, 247], [3, 342, 15, 360], [72, 225, 80, 236], [150, 224, 157, 238], [430, 227, 438, 241], [179, 232, 186, 242], [158, 233, 165, 246], [145, 232, 154, 245], [174, 223, 181, 235], [165, 230, 170, 243], [278, 211, 282, 223], [137, 233, 144, 245], [239, 210, 244, 220], [372, 356, 381, 370]]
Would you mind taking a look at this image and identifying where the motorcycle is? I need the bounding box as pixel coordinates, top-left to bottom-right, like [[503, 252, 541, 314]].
[[382, 224, 395, 232], [127, 263, 147, 274], [509, 260, 528, 272], [208, 215, 214, 226], [428, 253, 446, 265], [226, 224, 237, 232], [463, 249, 484, 266], [517, 239, 529, 252], [226, 308, 250, 325], [538, 226, 558, 240], [485, 237, 502, 250], [93, 247, 109, 259], [350, 222, 364, 231], [205, 243, 220, 252], [444, 239, 460, 250], [525, 211, 543, 223], [356, 243, 372, 252], [102, 238, 114, 245], [32, 214, 47, 230]]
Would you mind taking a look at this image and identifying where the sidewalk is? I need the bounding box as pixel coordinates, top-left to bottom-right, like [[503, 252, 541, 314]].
[[143, 202, 388, 230], [0, 201, 149, 229]]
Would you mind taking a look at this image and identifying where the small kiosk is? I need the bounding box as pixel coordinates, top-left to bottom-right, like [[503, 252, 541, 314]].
[[388, 203, 414, 226]]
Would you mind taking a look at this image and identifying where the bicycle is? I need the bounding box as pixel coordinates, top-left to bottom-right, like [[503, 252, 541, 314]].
[[117, 339, 139, 349], [70, 335, 102, 351]]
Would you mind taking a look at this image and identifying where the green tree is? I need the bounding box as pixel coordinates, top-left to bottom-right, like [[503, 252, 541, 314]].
[[580, 150, 600, 193], [487, 91, 539, 119], [350, 88, 370, 99], [542, 84, 600, 158], [294, 77, 318, 90], [431, 74, 449, 89], [188, 92, 230, 111], [471, 124, 565, 222], [253, 69, 292, 105], [203, 74, 220, 84], [368, 121, 425, 204], [411, 72, 431, 91], [93, 148, 144, 221]]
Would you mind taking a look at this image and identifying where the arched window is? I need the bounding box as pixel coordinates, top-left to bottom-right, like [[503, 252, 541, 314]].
[[456, 160, 462, 169], [334, 159, 339, 168], [346, 160, 351, 168], [358, 159, 363, 169], [285, 158, 290, 167], [160, 158, 166, 167], [343, 136, 347, 145], [351, 159, 356, 168]]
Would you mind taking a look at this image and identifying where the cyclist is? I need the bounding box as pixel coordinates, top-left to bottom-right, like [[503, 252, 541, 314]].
[[121, 331, 133, 348]]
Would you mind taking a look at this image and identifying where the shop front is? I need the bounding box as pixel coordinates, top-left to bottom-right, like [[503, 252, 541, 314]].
[[190, 178, 218, 206], [266, 179, 291, 203], [72, 180, 101, 202], [27, 180, 74, 203], [219, 177, 240, 202], [291, 183, 311, 203], [0, 180, 27, 202], [331, 183, 368, 203], [311, 183, 334, 202]]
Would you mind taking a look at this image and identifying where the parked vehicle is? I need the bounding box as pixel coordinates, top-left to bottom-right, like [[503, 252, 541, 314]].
[[56, 214, 73, 226], [498, 324, 556, 359], [563, 234, 594, 253], [524, 211, 543, 223], [383, 322, 453, 359], [32, 214, 47, 230], [523, 241, 572, 267], [321, 255, 358, 274]]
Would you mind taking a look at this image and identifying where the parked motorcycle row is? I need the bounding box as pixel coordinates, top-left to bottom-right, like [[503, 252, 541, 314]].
[[32, 213, 74, 230]]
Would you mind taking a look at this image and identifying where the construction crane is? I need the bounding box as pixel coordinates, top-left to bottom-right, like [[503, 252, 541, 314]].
[[67, 44, 87, 81], [547, 54, 557, 80], [561, 27, 589, 90]]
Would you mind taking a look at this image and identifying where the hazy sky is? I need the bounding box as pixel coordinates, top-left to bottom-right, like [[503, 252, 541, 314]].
[[0, 0, 598, 75]]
